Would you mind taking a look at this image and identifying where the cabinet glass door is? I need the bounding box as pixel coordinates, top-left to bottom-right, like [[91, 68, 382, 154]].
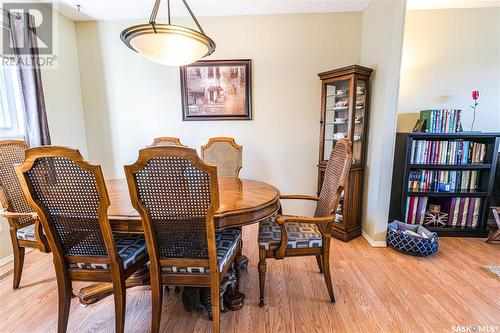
[[323, 79, 350, 161], [353, 79, 367, 166]]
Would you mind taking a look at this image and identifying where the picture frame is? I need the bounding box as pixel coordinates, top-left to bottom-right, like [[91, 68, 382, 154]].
[[180, 59, 252, 121]]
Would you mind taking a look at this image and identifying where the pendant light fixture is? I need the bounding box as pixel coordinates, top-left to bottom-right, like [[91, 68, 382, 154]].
[[120, 0, 215, 66]]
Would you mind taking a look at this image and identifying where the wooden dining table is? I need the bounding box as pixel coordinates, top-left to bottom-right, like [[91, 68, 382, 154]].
[[79, 177, 280, 311]]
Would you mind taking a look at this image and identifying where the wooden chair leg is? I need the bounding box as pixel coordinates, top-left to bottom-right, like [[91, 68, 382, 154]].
[[113, 277, 126, 333], [258, 248, 267, 307], [322, 242, 335, 304], [12, 244, 25, 290], [55, 271, 72, 333], [210, 280, 221, 333], [316, 255, 324, 273], [151, 274, 163, 333], [486, 228, 500, 244]]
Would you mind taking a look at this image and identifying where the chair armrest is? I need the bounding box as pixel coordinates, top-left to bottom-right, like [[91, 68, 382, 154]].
[[0, 208, 37, 220], [279, 194, 320, 201], [275, 214, 335, 225]]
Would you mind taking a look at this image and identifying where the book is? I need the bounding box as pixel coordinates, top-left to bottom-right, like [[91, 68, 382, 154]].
[[461, 197, 470, 227], [411, 197, 419, 224], [452, 197, 460, 226], [407, 197, 415, 224], [419, 110, 433, 132], [419, 109, 462, 133], [449, 197, 456, 226], [472, 198, 481, 227], [416, 197, 424, 225], [466, 198, 475, 227], [456, 198, 465, 227], [419, 197, 428, 225]]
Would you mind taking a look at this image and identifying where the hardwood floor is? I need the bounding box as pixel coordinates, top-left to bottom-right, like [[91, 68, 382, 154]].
[[0, 224, 499, 333]]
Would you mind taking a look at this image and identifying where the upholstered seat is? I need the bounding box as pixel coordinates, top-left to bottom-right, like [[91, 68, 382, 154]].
[[16, 223, 37, 242], [69, 234, 147, 270], [161, 228, 241, 274], [258, 215, 323, 250]]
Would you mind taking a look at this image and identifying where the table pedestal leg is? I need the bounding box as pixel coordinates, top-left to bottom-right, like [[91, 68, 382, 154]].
[[78, 265, 150, 305], [181, 264, 245, 319]]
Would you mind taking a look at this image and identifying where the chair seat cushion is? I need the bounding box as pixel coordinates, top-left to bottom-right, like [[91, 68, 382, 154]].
[[258, 215, 323, 250], [69, 234, 147, 270], [16, 223, 37, 242], [161, 228, 241, 274]]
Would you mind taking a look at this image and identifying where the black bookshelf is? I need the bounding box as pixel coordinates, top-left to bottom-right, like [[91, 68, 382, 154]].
[[390, 132, 500, 237]]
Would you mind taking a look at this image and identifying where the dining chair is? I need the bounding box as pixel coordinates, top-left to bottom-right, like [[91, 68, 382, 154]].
[[16, 146, 148, 333], [0, 140, 50, 289], [149, 137, 187, 147], [257, 139, 352, 307], [201, 137, 242, 177], [125, 146, 242, 333]]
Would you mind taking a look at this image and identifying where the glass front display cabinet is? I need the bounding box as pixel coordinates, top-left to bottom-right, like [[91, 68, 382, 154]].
[[317, 65, 373, 241]]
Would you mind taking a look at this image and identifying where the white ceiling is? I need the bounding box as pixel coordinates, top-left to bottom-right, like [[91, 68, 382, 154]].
[[49, 0, 500, 21], [49, 0, 373, 21], [407, 0, 500, 10]]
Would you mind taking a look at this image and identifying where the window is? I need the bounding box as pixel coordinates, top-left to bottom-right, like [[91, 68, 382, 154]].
[[0, 62, 25, 140]]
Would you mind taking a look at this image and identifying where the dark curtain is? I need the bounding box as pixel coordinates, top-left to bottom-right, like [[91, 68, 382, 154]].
[[8, 12, 51, 146]]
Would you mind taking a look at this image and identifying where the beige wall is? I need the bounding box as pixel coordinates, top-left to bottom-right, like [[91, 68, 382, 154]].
[[398, 7, 500, 132], [75, 13, 362, 215], [0, 12, 86, 262], [42, 13, 87, 154], [360, 0, 406, 244]]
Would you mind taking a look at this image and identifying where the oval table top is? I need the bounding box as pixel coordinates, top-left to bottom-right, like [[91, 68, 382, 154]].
[[106, 177, 280, 231]]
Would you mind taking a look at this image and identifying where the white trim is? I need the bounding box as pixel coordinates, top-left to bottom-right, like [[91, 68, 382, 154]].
[[0, 248, 33, 268], [362, 230, 387, 247]]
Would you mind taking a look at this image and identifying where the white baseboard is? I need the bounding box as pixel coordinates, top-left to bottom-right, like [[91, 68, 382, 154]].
[[362, 230, 387, 247], [0, 248, 33, 268]]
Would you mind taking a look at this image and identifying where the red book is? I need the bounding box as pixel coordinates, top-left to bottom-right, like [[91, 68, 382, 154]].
[[407, 197, 415, 224]]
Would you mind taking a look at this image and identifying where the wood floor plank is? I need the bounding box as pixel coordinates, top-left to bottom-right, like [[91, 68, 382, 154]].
[[0, 225, 498, 333]]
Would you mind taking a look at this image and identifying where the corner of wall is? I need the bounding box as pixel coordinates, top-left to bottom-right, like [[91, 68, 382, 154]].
[[359, 0, 406, 245]]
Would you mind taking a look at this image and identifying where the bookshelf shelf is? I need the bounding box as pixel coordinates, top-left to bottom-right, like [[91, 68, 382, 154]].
[[407, 190, 487, 197], [409, 164, 491, 170], [390, 132, 500, 237]]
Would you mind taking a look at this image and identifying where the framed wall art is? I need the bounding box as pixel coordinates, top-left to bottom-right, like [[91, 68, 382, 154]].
[[180, 59, 252, 121]]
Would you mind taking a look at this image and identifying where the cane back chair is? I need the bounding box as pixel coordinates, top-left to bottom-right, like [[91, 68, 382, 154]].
[[15, 146, 148, 333], [0, 140, 50, 289], [149, 137, 187, 147], [125, 146, 242, 333], [257, 139, 352, 306], [201, 137, 242, 178]]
